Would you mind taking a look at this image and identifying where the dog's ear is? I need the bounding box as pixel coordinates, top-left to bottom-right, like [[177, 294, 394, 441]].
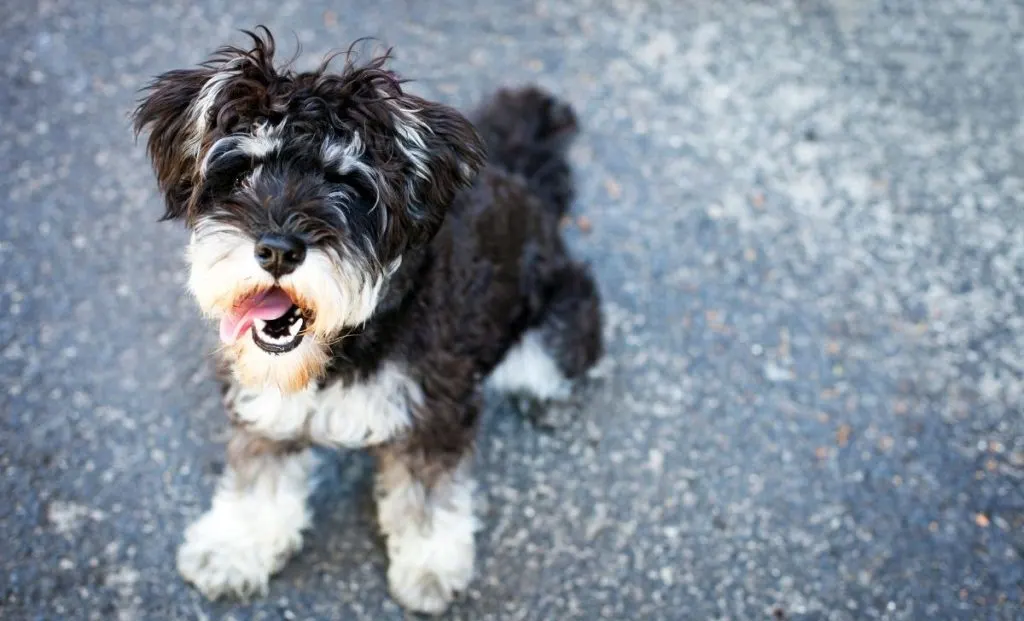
[[388, 95, 487, 245], [132, 29, 282, 222], [132, 68, 215, 221]]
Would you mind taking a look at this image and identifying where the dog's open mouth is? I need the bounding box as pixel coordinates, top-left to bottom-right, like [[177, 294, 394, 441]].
[[219, 288, 307, 354]]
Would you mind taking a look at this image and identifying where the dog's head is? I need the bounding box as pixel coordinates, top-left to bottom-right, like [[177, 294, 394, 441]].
[[133, 28, 485, 392]]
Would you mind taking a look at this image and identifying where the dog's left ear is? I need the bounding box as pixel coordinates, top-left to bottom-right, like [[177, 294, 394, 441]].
[[132, 68, 215, 222], [389, 95, 487, 245]]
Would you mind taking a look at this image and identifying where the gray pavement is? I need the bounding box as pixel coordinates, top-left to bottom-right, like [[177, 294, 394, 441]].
[[2, 0, 1023, 619]]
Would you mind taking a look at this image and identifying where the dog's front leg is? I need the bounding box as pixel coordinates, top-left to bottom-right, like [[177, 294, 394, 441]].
[[374, 440, 479, 615], [177, 429, 317, 600]]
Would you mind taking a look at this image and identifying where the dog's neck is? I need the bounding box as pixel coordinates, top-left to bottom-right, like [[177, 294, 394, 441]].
[[316, 243, 434, 384], [373, 244, 433, 318]]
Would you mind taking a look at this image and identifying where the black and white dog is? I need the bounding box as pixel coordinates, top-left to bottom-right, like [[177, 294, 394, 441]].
[[133, 27, 602, 614]]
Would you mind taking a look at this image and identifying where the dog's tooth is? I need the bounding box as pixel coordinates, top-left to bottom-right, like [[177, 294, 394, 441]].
[[254, 318, 267, 331], [288, 319, 302, 337]]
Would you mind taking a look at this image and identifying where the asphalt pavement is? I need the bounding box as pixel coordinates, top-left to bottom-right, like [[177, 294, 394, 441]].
[[1, 0, 1023, 619]]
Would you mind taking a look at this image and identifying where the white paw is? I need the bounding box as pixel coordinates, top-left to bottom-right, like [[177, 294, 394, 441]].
[[176, 504, 305, 601], [386, 535, 475, 615]]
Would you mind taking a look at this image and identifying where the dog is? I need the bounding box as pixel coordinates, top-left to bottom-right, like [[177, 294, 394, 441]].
[[132, 27, 603, 614]]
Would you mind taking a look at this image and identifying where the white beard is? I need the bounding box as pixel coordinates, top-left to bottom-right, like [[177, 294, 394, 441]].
[[185, 217, 397, 392]]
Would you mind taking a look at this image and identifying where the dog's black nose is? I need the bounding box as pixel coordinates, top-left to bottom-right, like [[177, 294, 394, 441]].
[[254, 233, 306, 278]]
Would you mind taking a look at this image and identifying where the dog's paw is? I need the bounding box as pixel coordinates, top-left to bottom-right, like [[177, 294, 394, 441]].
[[386, 535, 475, 615], [177, 506, 303, 601]]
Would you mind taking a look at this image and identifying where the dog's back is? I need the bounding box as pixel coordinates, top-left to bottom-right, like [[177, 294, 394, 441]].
[[428, 86, 602, 397]]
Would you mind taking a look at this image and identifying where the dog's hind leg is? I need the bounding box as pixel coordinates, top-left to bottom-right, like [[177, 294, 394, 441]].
[[488, 260, 603, 412], [535, 261, 604, 383]]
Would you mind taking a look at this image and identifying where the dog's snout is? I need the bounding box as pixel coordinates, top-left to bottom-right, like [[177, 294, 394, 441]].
[[254, 233, 306, 278]]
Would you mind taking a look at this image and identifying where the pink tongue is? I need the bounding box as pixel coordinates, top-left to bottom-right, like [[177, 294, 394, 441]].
[[219, 289, 295, 345]]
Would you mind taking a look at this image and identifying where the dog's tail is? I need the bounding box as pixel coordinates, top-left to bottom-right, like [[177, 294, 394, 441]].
[[472, 86, 580, 217]]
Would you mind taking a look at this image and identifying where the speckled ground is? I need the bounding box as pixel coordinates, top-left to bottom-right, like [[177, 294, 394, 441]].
[[2, 1, 1022, 619]]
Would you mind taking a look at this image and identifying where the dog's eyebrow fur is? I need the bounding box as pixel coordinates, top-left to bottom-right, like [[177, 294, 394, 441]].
[[130, 27, 425, 224]]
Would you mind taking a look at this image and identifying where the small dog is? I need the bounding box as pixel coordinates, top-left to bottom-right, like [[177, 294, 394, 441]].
[[133, 27, 602, 614]]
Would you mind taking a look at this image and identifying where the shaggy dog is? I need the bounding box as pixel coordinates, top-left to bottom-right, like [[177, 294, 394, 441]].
[[132, 27, 602, 614]]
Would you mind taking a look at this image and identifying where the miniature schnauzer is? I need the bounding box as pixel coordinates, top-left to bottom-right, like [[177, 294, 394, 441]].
[[132, 27, 602, 614]]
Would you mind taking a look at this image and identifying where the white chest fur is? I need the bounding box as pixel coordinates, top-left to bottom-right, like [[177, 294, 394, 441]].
[[226, 362, 423, 448]]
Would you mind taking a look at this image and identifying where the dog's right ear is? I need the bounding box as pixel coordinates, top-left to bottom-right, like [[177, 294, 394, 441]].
[[132, 68, 215, 221]]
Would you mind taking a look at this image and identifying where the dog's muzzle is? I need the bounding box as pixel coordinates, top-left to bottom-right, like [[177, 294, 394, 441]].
[[220, 287, 308, 354]]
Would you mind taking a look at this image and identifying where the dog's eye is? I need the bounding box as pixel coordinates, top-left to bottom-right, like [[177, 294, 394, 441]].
[[323, 169, 348, 185], [323, 169, 373, 194], [322, 165, 378, 204], [218, 158, 252, 183], [204, 151, 253, 193]]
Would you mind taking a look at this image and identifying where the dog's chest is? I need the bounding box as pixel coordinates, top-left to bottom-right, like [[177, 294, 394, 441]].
[[225, 362, 423, 447]]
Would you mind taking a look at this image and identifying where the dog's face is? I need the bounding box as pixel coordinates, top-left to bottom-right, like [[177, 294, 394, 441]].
[[133, 29, 485, 392]]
